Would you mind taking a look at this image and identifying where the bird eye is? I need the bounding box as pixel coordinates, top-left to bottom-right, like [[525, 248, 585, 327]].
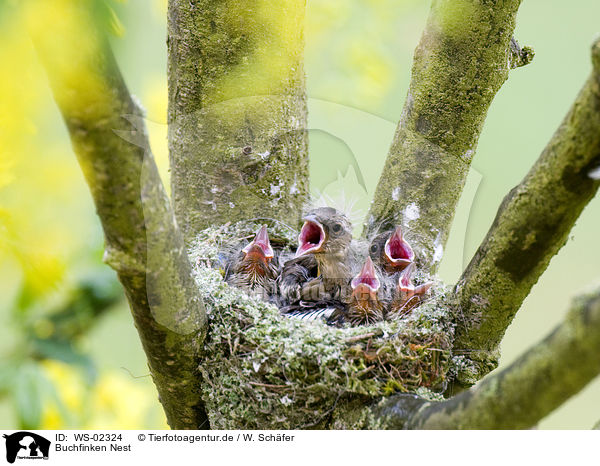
[[332, 223, 343, 233], [370, 244, 379, 254]]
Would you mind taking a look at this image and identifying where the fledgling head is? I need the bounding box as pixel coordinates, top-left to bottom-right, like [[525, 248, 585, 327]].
[[345, 256, 385, 326], [295, 207, 353, 259], [350, 256, 380, 301], [241, 224, 274, 265], [388, 263, 433, 318], [226, 225, 278, 297], [369, 226, 414, 274]]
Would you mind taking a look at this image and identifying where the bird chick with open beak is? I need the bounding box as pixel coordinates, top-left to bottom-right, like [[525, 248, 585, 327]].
[[337, 256, 386, 326], [225, 225, 279, 301], [278, 207, 353, 304], [387, 263, 433, 319], [369, 226, 414, 275]]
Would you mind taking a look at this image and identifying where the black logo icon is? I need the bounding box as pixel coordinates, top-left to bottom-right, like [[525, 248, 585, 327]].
[[3, 432, 51, 464]]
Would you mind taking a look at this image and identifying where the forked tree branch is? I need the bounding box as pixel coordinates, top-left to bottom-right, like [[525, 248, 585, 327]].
[[373, 286, 600, 429], [28, 0, 208, 429], [364, 0, 530, 272], [453, 38, 600, 385]]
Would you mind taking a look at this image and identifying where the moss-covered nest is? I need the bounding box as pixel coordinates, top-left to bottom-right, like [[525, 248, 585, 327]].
[[189, 221, 456, 429]]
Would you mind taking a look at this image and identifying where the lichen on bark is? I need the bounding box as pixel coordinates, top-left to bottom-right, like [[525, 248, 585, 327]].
[[29, 0, 208, 429], [365, 0, 526, 272], [453, 38, 600, 383], [168, 0, 309, 242], [371, 285, 600, 429]]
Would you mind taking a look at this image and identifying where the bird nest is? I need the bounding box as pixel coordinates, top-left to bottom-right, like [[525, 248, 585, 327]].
[[189, 221, 456, 429]]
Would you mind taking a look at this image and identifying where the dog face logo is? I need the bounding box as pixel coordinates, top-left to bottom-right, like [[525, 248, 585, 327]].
[[3, 432, 50, 463]]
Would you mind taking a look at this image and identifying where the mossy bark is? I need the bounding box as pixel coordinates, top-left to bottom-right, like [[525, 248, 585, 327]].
[[453, 39, 600, 384], [29, 0, 208, 429], [364, 0, 530, 272], [370, 286, 600, 429], [167, 0, 309, 242]]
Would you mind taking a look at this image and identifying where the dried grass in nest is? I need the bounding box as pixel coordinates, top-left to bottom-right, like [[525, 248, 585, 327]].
[[189, 222, 455, 429]]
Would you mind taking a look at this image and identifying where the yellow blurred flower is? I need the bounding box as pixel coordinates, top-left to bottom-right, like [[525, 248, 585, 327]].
[[0, 7, 38, 194], [0, 2, 103, 305], [42, 360, 85, 412], [41, 404, 64, 430], [39, 360, 86, 429], [87, 372, 168, 429], [40, 360, 168, 429]]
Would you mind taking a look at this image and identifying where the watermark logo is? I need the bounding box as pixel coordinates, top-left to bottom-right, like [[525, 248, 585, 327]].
[[3, 432, 50, 464]]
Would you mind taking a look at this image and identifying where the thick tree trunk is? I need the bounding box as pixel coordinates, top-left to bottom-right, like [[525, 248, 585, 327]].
[[167, 0, 309, 241]]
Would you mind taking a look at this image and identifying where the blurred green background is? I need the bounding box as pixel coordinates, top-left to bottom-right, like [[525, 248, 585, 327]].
[[1, 0, 599, 429]]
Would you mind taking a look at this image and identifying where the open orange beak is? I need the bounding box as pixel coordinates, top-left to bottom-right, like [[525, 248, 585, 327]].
[[397, 262, 432, 298]]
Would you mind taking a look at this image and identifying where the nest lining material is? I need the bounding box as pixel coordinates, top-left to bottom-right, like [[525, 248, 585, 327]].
[[189, 221, 455, 429]]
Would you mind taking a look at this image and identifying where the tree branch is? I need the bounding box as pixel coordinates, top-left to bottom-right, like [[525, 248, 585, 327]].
[[453, 38, 600, 384], [509, 37, 534, 69], [364, 0, 528, 272], [373, 286, 600, 429], [28, 0, 208, 429], [168, 0, 309, 241]]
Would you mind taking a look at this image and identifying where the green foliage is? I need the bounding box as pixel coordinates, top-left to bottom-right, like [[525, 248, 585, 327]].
[[1, 269, 123, 428], [13, 363, 44, 429]]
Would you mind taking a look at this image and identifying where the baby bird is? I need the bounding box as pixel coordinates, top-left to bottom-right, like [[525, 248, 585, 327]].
[[225, 225, 279, 301], [387, 263, 433, 319], [369, 226, 414, 275], [276, 254, 318, 303], [340, 256, 386, 326], [278, 207, 353, 304]]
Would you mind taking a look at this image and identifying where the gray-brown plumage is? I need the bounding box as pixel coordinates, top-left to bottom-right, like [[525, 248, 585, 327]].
[[277, 254, 318, 303], [224, 225, 279, 301], [278, 207, 353, 305], [369, 226, 414, 275]]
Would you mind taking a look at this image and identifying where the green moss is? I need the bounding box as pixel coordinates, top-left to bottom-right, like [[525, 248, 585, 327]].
[[454, 55, 600, 384], [432, 0, 482, 40], [168, 0, 309, 241], [407, 287, 600, 429], [190, 222, 455, 429], [364, 0, 524, 273]]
